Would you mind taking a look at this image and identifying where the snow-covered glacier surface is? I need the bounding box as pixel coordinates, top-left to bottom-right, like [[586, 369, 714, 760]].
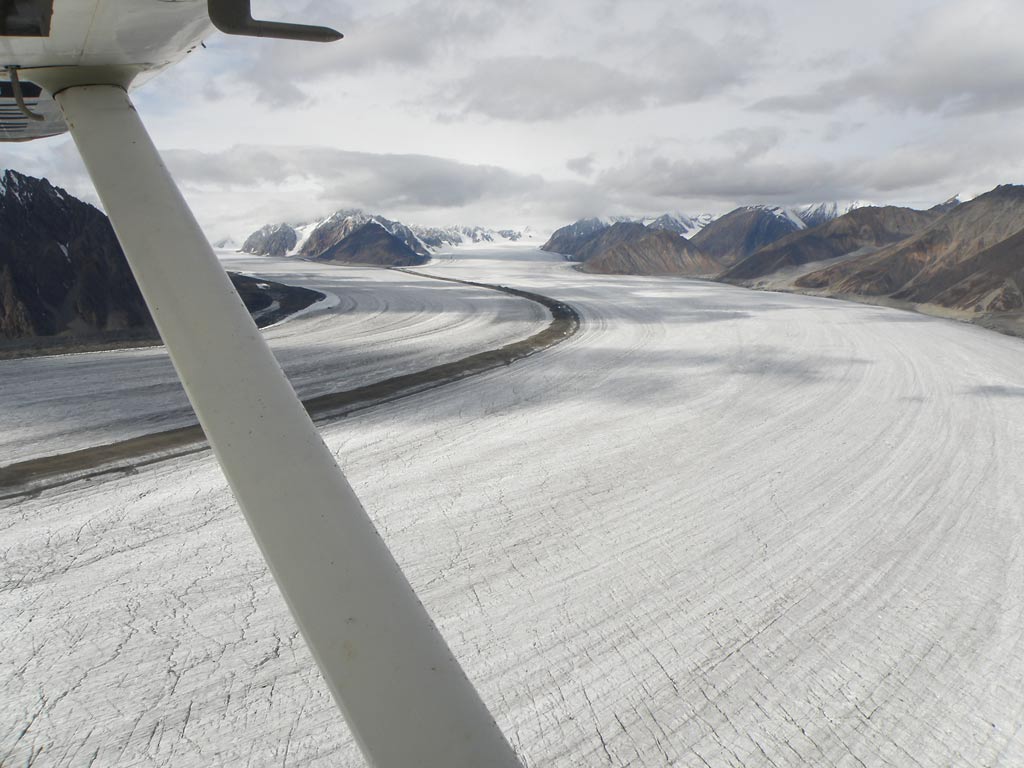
[[3, 245, 1024, 767], [0, 253, 548, 463]]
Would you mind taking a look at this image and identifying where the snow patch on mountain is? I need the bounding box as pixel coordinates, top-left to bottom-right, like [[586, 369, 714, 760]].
[[797, 201, 873, 228], [289, 221, 321, 256], [646, 212, 717, 239]]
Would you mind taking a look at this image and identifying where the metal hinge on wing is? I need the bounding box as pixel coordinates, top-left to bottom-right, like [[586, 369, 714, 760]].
[[207, 0, 342, 42]]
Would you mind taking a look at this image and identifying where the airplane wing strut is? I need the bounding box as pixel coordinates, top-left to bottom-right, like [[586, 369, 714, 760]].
[[54, 76, 522, 768], [3, 3, 523, 765]]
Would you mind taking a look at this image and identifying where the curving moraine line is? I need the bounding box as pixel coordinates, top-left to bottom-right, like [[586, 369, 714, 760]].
[[0, 272, 580, 498]]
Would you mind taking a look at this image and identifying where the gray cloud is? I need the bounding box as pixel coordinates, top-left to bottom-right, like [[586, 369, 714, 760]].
[[160, 145, 542, 208], [566, 154, 596, 176], [754, 0, 1024, 116], [440, 57, 650, 121], [149, 145, 612, 237], [600, 15, 764, 104], [208, 0, 506, 107], [600, 111, 1011, 208], [596, 125, 1023, 212], [599, 153, 851, 205], [715, 127, 784, 161], [821, 120, 865, 143], [439, 15, 763, 122]]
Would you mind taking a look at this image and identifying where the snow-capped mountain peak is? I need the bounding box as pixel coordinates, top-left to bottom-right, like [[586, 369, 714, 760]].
[[646, 212, 717, 239], [748, 205, 808, 231], [797, 200, 873, 228]]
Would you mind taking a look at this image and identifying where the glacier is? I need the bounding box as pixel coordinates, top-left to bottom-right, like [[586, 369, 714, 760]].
[[2, 245, 1023, 767]]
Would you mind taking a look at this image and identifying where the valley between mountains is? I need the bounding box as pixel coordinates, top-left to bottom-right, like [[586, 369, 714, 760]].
[[3, 243, 1023, 767]]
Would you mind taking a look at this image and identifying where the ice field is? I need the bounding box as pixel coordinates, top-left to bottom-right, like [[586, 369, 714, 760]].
[[0, 253, 546, 462], [3, 245, 1024, 766]]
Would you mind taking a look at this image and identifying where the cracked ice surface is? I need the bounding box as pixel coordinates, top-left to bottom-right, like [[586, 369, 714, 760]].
[[3, 245, 1024, 766], [0, 253, 548, 463]]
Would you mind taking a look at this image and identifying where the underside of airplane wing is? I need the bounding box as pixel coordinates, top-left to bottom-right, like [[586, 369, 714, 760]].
[[0, 0, 210, 140]]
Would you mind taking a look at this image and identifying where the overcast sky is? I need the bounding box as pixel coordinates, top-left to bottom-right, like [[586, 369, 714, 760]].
[[4, 0, 1024, 239]]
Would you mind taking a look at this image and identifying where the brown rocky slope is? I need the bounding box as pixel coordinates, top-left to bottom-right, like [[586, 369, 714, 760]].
[[722, 206, 939, 283], [551, 221, 721, 276], [797, 185, 1024, 297]]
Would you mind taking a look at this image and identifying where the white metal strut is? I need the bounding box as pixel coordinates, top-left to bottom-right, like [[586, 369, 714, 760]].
[[55, 83, 522, 768]]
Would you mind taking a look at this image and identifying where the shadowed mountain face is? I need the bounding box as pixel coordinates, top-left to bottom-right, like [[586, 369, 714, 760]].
[[298, 211, 429, 262], [241, 224, 297, 257], [722, 206, 939, 282], [0, 169, 152, 339], [316, 221, 424, 267], [549, 221, 720, 276], [646, 214, 692, 235], [541, 213, 713, 259], [0, 170, 321, 351], [248, 212, 527, 263], [243, 214, 524, 260], [645, 213, 714, 237], [541, 217, 615, 256], [797, 185, 1024, 299], [690, 207, 805, 267]]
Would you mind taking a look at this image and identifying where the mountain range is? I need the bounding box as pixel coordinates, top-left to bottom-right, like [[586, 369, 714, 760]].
[[722, 205, 940, 282], [544, 187, 1023, 336], [241, 212, 527, 266], [6, 164, 1021, 350], [0, 170, 320, 354], [542, 205, 815, 274], [540, 202, 871, 270]]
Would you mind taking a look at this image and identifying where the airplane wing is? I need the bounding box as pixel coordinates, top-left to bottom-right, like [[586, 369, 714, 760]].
[[1, 3, 522, 767], [0, 0, 210, 140]]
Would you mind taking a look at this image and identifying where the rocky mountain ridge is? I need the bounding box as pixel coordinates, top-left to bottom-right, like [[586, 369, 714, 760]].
[[242, 211, 528, 265], [0, 170, 321, 354], [796, 201, 872, 228], [543, 188, 1022, 335], [543, 212, 715, 255], [710, 186, 1020, 335], [689, 206, 807, 267], [722, 205, 941, 282], [543, 206, 811, 275], [796, 185, 1024, 306], [1, 169, 152, 340], [557, 221, 721, 276], [540, 212, 718, 273]]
